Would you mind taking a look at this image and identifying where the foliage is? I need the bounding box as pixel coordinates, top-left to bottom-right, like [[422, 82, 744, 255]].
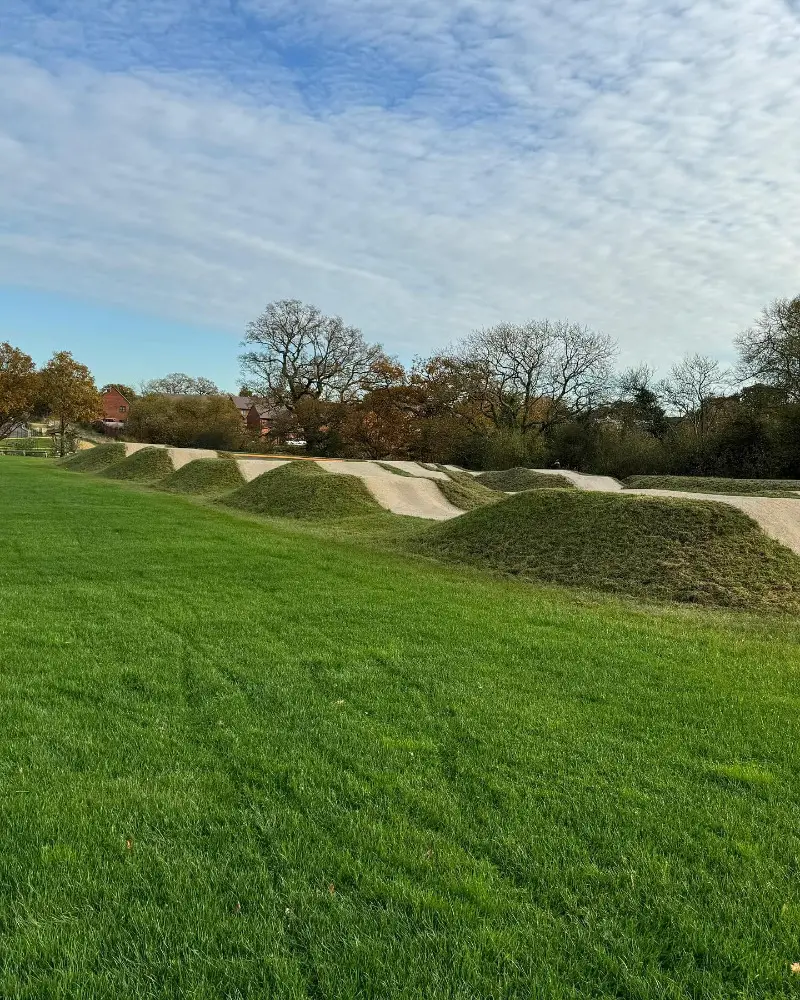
[[418, 489, 800, 612], [126, 394, 244, 450], [220, 460, 381, 519], [3, 459, 800, 997], [140, 373, 220, 395], [476, 467, 575, 491], [101, 383, 137, 401], [38, 351, 103, 456], [156, 458, 245, 495], [0, 342, 39, 440]]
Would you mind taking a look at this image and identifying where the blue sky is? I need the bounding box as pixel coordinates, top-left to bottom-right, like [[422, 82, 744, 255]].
[[1, 0, 799, 391]]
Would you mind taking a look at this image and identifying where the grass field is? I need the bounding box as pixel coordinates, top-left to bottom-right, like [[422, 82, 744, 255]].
[[625, 475, 800, 498], [2, 459, 800, 998]]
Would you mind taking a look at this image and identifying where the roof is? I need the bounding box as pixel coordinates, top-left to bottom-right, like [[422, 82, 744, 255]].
[[102, 387, 131, 403], [248, 403, 290, 421], [230, 395, 256, 410]]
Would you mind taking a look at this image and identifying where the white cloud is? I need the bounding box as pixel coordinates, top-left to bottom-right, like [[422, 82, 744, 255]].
[[0, 0, 799, 372]]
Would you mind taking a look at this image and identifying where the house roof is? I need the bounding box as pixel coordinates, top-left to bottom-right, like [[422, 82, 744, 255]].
[[230, 395, 256, 410], [102, 387, 131, 403]]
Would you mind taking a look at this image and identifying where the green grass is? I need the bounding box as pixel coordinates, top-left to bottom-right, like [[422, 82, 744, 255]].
[[156, 458, 245, 496], [3, 459, 800, 998], [433, 467, 501, 511], [99, 447, 174, 483], [418, 489, 800, 612], [59, 442, 126, 472], [219, 459, 381, 519], [475, 467, 575, 491], [625, 475, 800, 498]]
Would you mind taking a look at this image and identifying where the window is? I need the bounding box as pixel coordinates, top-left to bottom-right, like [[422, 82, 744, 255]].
[[119, 405, 127, 413]]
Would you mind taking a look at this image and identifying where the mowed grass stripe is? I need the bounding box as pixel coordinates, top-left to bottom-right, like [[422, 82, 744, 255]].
[[1, 459, 799, 998]]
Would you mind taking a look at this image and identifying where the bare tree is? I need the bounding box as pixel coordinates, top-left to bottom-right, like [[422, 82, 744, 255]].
[[141, 373, 220, 395], [454, 319, 617, 434], [735, 296, 800, 401], [239, 300, 388, 408], [659, 353, 730, 437]]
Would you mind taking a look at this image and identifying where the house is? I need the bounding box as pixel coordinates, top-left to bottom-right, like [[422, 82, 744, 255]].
[[102, 387, 132, 424], [246, 403, 290, 436], [229, 395, 258, 421]]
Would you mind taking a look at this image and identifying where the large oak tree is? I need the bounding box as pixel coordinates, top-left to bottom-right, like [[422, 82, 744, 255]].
[[38, 351, 103, 456]]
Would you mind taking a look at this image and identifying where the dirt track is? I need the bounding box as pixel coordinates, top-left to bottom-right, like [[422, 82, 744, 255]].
[[115, 444, 800, 547]]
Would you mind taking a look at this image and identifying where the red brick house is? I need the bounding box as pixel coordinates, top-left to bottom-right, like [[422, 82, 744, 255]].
[[102, 387, 132, 425]]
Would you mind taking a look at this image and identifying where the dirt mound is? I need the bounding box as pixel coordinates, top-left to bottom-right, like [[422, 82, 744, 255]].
[[219, 460, 381, 519], [60, 443, 125, 472], [476, 467, 575, 492], [418, 489, 800, 612], [100, 447, 174, 483], [156, 458, 244, 495]]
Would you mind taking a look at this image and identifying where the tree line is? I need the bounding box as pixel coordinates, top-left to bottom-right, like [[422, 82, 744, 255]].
[[236, 295, 800, 475], [3, 293, 799, 473]]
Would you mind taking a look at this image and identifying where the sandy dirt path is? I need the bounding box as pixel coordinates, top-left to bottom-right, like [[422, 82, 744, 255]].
[[533, 469, 624, 491], [365, 477, 463, 519], [236, 459, 289, 482], [378, 461, 451, 480], [315, 460, 397, 479], [166, 448, 218, 470]]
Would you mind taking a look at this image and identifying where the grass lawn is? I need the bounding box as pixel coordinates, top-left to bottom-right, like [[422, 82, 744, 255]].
[[2, 459, 800, 998], [624, 475, 800, 498]]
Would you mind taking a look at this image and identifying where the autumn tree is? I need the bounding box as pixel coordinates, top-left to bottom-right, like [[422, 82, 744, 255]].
[[735, 296, 800, 401], [38, 351, 103, 456], [240, 300, 389, 409], [0, 342, 38, 439], [141, 373, 220, 395]]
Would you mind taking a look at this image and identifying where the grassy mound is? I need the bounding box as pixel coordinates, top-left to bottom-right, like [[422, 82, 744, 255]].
[[377, 462, 414, 477], [418, 489, 800, 611], [625, 475, 800, 498], [435, 467, 501, 510], [59, 442, 125, 472], [99, 447, 174, 483], [476, 467, 575, 491], [157, 458, 244, 496], [220, 460, 381, 519]]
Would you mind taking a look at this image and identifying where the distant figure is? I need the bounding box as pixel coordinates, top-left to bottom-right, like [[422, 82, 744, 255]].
[[552, 460, 561, 469]]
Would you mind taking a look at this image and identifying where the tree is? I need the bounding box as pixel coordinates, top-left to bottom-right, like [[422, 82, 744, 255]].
[[239, 300, 388, 409], [735, 296, 800, 401], [38, 351, 103, 456], [613, 364, 669, 437], [0, 342, 38, 439], [126, 394, 243, 449], [141, 373, 220, 395], [451, 320, 617, 435], [101, 383, 137, 400], [659, 354, 730, 438]]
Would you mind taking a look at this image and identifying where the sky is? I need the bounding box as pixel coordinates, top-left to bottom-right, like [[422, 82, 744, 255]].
[[1, 0, 799, 392]]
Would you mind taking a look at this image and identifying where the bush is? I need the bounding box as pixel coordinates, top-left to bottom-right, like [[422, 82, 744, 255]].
[[126, 395, 244, 450]]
